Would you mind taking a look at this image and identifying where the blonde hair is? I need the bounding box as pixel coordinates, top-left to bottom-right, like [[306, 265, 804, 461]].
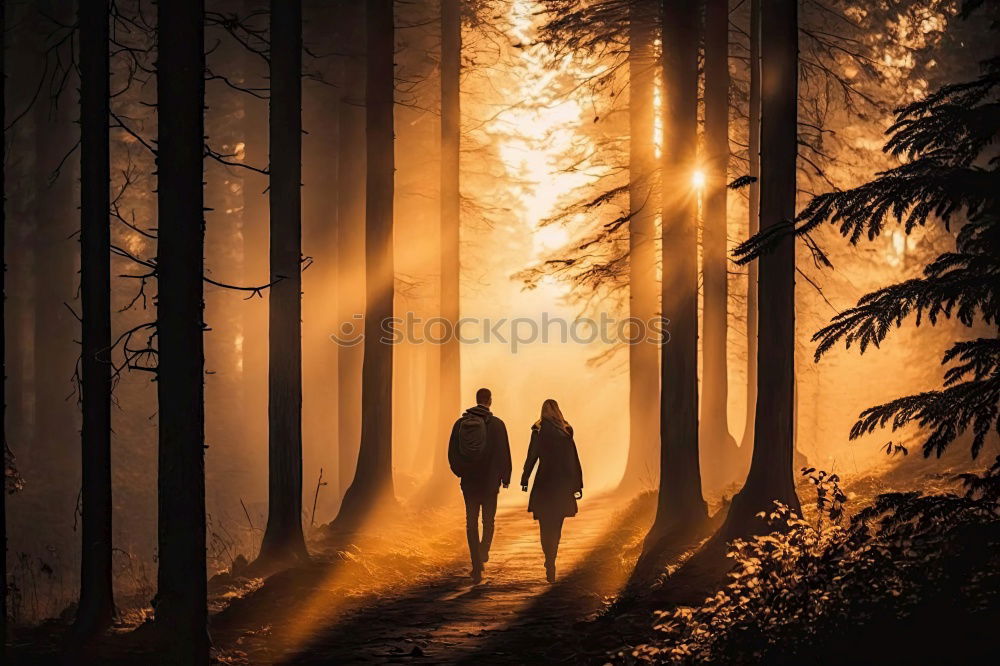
[[540, 399, 571, 434]]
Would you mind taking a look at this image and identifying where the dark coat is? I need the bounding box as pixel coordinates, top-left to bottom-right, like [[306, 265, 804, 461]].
[[448, 405, 512, 492], [520, 418, 584, 520]]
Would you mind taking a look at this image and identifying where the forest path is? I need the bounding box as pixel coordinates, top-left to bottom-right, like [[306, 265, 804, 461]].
[[223, 492, 651, 665]]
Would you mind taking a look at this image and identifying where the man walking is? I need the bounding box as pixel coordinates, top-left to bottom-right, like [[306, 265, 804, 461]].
[[448, 387, 512, 583]]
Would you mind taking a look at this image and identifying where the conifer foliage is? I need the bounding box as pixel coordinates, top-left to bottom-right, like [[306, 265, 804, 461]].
[[736, 2, 999, 459]]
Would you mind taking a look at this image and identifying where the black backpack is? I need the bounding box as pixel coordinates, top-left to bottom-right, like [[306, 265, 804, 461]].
[[456, 413, 490, 474]]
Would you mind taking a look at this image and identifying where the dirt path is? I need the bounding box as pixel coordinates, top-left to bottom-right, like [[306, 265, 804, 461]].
[[216, 493, 651, 665]]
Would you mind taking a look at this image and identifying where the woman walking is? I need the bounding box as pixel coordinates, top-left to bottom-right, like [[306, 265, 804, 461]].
[[520, 399, 584, 582]]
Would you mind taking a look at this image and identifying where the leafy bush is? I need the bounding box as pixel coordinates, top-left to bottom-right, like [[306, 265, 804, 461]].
[[628, 462, 1000, 664]]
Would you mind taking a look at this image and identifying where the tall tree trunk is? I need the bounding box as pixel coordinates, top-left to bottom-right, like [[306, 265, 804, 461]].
[[1, 0, 7, 652], [302, 0, 341, 521], [738, 0, 760, 464], [259, 0, 308, 565], [74, 0, 115, 638], [429, 0, 461, 499], [3, 4, 33, 507], [335, 0, 395, 525], [712, 0, 801, 543], [646, 0, 707, 549], [155, 0, 209, 661], [31, 0, 78, 503], [700, 0, 739, 494], [621, 0, 660, 493], [336, 0, 366, 502]]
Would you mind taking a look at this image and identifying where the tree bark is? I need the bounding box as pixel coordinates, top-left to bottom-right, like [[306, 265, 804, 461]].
[[155, 0, 209, 661], [429, 0, 462, 498], [621, 0, 661, 493], [74, 0, 115, 638], [713, 0, 801, 544], [302, 0, 341, 521], [700, 0, 740, 494], [30, 0, 78, 504], [1, 0, 7, 652], [646, 0, 707, 547], [259, 0, 309, 565], [739, 0, 761, 462], [335, 0, 395, 524], [336, 0, 367, 502]]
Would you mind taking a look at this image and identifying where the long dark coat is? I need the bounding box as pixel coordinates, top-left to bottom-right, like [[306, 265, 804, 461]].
[[520, 418, 584, 520]]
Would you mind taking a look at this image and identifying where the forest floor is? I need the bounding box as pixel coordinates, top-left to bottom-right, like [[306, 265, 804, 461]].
[[9, 459, 983, 665], [4, 488, 670, 665], [209, 490, 657, 665], [205, 458, 998, 665]]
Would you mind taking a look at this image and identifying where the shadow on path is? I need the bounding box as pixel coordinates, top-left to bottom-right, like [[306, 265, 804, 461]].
[[454, 493, 655, 664], [281, 494, 657, 664]]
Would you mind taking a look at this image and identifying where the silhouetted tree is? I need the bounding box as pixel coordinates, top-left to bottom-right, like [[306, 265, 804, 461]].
[[31, 0, 78, 510], [336, 0, 366, 500], [621, 0, 660, 492], [740, 0, 1000, 460], [258, 0, 309, 566], [432, 0, 462, 499], [1, 0, 7, 652], [73, 0, 115, 639], [715, 0, 801, 542], [645, 0, 708, 553], [738, 0, 760, 471], [302, 0, 341, 517], [531, 0, 887, 498], [335, 0, 395, 525], [700, 0, 740, 493], [154, 0, 209, 660]]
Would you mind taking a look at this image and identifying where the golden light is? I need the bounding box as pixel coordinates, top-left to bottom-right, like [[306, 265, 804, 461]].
[[533, 224, 569, 253], [691, 169, 706, 189], [462, 0, 628, 494]]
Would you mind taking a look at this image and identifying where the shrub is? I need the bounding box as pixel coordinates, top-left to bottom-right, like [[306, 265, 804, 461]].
[[629, 461, 1000, 664]]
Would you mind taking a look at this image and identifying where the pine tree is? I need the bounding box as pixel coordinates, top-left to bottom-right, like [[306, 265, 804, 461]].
[[700, 0, 740, 493], [718, 0, 802, 541], [154, 0, 209, 660], [335, 0, 396, 526], [737, 1, 1000, 460], [738, 0, 761, 479], [74, 0, 115, 638], [1, 0, 7, 653], [302, 0, 342, 521], [430, 0, 462, 500], [621, 0, 661, 493], [652, 0, 801, 598], [336, 0, 366, 501], [645, 0, 708, 554], [31, 0, 78, 521], [258, 0, 309, 567]]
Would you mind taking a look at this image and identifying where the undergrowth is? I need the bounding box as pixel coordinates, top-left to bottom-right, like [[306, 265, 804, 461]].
[[626, 460, 1000, 664]]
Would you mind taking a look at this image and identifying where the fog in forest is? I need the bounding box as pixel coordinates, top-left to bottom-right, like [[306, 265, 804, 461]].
[[2, 0, 998, 663]]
